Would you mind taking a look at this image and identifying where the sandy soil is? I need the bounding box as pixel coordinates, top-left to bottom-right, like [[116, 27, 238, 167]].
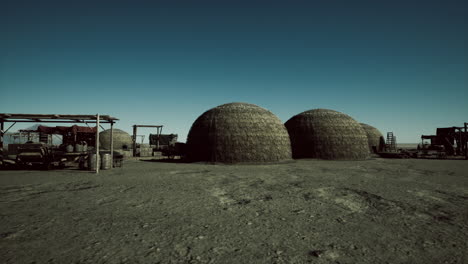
[[1, 158, 467, 264], [397, 143, 419, 149]]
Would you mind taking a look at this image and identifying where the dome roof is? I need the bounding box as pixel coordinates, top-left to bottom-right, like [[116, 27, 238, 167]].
[[99, 128, 133, 150], [360, 123, 385, 153], [285, 109, 369, 160], [186, 102, 292, 163]]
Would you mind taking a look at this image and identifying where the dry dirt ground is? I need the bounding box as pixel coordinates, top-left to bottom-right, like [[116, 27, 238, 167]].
[[1, 158, 467, 264]]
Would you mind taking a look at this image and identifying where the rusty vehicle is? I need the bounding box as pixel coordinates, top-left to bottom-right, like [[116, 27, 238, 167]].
[[16, 142, 56, 169], [150, 134, 186, 159]]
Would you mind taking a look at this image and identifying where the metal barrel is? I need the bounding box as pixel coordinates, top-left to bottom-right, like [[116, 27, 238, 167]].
[[88, 153, 98, 170], [75, 144, 83, 152], [101, 153, 112, 170], [66, 145, 74, 153]]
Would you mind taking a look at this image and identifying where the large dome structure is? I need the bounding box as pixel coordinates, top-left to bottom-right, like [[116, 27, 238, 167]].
[[99, 129, 133, 150], [360, 123, 385, 153], [186, 102, 292, 163], [285, 109, 369, 160]]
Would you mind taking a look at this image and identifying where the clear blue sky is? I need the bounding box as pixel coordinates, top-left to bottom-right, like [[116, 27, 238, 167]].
[[1, 0, 467, 143]]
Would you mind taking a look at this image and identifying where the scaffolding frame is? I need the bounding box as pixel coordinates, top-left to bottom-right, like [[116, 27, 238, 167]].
[[132, 125, 163, 157], [0, 113, 118, 173]]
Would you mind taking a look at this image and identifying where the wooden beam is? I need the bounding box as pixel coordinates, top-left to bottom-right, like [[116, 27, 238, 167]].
[[134, 125, 164, 128], [133, 125, 137, 157], [465, 122, 468, 160], [110, 122, 114, 168], [4, 122, 17, 134], [0, 121, 4, 157], [0, 113, 119, 122], [0, 120, 115, 124], [95, 114, 100, 174]]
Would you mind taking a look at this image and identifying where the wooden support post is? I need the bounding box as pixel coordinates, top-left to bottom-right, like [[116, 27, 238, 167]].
[[133, 125, 137, 157], [157, 126, 161, 149], [0, 121, 4, 146], [0, 121, 4, 162], [110, 122, 114, 168], [465, 122, 468, 160], [95, 114, 100, 174]]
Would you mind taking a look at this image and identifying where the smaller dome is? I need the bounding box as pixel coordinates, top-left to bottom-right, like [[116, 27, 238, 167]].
[[360, 123, 385, 153], [285, 109, 370, 160], [99, 129, 133, 150]]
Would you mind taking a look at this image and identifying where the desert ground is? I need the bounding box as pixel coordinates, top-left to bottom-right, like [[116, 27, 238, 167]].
[[1, 157, 467, 264]]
